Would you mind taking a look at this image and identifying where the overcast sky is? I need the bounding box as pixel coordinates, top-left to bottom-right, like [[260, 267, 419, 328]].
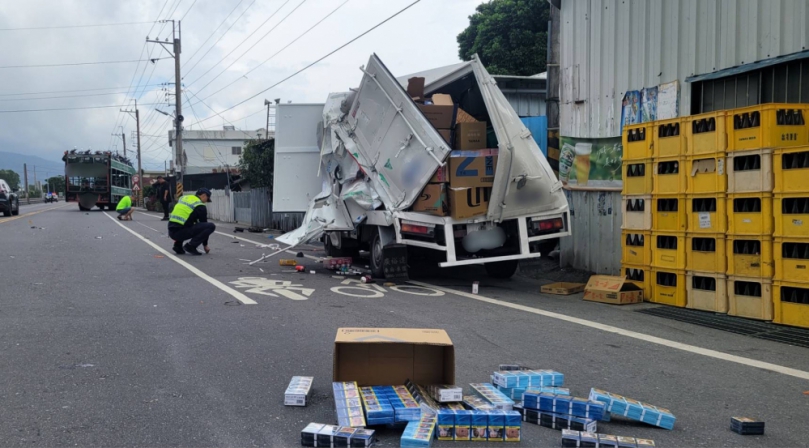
[[0, 0, 486, 173]]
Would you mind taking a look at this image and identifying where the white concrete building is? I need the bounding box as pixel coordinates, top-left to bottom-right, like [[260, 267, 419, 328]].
[[168, 127, 271, 175]]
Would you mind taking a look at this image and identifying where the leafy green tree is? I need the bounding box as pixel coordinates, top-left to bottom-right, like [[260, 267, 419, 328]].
[[28, 186, 41, 197], [45, 175, 65, 194], [0, 169, 21, 190], [238, 139, 274, 190], [457, 0, 549, 76]]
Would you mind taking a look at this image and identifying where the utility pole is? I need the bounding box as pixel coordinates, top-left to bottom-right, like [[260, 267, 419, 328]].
[[121, 100, 142, 206], [23, 163, 29, 204], [32, 165, 37, 197], [148, 20, 183, 197]]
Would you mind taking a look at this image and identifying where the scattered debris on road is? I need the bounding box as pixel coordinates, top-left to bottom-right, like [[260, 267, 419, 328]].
[[285, 376, 313, 407], [731, 417, 765, 435]]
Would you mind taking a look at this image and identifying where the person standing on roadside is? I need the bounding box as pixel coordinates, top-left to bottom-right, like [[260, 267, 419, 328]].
[[156, 176, 172, 221]]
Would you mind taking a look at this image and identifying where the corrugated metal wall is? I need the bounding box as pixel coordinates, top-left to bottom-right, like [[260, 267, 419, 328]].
[[560, 0, 809, 138], [559, 190, 622, 274], [558, 0, 809, 274], [503, 92, 546, 117]]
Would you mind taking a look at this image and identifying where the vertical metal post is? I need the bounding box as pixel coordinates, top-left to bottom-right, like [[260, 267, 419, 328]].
[[174, 20, 183, 197], [23, 163, 29, 204], [135, 100, 142, 207]]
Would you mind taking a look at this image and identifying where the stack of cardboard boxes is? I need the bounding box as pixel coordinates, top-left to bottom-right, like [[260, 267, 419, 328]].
[[407, 77, 498, 220]]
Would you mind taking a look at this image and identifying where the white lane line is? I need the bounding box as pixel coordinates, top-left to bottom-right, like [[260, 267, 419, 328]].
[[409, 280, 809, 381], [138, 210, 323, 261], [104, 212, 257, 305]]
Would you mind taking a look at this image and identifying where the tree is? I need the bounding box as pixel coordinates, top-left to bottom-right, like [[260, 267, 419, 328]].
[[238, 139, 274, 191], [28, 186, 41, 198], [45, 175, 65, 194], [457, 0, 549, 76], [0, 169, 21, 190]]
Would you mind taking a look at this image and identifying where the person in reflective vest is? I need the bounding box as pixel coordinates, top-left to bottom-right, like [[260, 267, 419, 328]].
[[168, 188, 216, 255], [116, 194, 135, 221]]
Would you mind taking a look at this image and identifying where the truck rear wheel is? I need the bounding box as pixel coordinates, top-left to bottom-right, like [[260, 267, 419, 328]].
[[325, 233, 359, 258], [370, 233, 385, 278], [484, 260, 519, 279]]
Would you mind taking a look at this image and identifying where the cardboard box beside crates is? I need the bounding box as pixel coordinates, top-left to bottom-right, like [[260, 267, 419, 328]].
[[583, 275, 643, 305]]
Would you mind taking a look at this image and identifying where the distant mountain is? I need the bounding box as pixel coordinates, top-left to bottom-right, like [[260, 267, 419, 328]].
[[0, 151, 65, 181]]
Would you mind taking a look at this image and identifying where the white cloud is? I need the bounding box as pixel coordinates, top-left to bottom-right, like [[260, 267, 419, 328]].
[[0, 0, 485, 170]]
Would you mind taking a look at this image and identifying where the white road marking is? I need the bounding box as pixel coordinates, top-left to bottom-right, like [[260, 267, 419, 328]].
[[409, 281, 809, 381], [105, 212, 257, 305]]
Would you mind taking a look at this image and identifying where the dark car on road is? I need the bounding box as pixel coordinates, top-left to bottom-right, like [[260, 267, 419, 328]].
[[0, 179, 20, 216]]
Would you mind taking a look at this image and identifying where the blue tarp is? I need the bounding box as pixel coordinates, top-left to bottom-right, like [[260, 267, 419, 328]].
[[520, 116, 548, 158]]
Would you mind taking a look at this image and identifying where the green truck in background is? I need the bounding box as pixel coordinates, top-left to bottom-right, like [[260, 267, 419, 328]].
[[63, 150, 136, 211]]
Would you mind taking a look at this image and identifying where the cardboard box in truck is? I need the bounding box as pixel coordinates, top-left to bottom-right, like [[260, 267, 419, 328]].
[[438, 129, 453, 147], [413, 183, 449, 216], [418, 104, 456, 129], [449, 186, 491, 220], [449, 149, 498, 188], [455, 122, 487, 150], [430, 164, 449, 183], [333, 328, 455, 386]]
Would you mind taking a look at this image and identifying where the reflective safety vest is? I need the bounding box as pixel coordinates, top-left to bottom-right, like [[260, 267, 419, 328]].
[[116, 195, 132, 211], [169, 194, 204, 225]]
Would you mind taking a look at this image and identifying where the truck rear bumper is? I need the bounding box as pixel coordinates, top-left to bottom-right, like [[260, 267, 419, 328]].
[[392, 210, 571, 267]]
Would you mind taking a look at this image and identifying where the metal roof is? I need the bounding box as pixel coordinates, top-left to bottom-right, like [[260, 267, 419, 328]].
[[686, 49, 809, 83]]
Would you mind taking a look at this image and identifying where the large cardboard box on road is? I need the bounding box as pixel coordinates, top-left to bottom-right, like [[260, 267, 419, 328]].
[[583, 276, 643, 305], [333, 328, 455, 387], [449, 186, 491, 220], [455, 122, 487, 150], [413, 183, 449, 216], [449, 149, 498, 188]]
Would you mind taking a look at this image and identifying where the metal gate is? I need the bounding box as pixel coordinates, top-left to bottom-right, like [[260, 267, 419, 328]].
[[233, 191, 251, 225], [250, 186, 272, 229]]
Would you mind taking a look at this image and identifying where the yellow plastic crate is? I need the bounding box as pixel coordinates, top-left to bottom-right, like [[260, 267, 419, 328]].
[[775, 193, 809, 238], [651, 268, 687, 307], [727, 104, 809, 151], [622, 230, 652, 266], [727, 193, 774, 235], [726, 235, 774, 278], [686, 194, 727, 233], [686, 233, 727, 273], [774, 281, 809, 329], [727, 276, 773, 321], [686, 155, 727, 194], [653, 157, 687, 195], [652, 194, 687, 232], [652, 232, 686, 270], [774, 238, 809, 283], [622, 159, 653, 195], [622, 123, 653, 161], [622, 195, 652, 231], [686, 111, 728, 155], [653, 117, 685, 158], [623, 264, 651, 302], [726, 149, 773, 193], [774, 146, 809, 194], [687, 271, 728, 313]]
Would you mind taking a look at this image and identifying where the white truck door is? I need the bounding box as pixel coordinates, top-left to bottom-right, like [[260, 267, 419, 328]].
[[344, 53, 451, 211]]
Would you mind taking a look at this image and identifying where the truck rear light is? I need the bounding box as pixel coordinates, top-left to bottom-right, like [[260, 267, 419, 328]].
[[535, 218, 564, 231], [402, 223, 432, 235]]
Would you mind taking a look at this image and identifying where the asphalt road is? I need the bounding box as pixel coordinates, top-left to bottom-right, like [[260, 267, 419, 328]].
[[2, 204, 808, 447]]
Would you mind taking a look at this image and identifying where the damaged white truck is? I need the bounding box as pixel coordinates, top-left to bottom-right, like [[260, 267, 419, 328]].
[[276, 54, 570, 279]]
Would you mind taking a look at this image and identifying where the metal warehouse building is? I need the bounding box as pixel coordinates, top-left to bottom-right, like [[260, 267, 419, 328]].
[[553, 0, 809, 273]]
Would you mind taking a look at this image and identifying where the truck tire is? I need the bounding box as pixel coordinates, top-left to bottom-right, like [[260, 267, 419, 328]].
[[11, 199, 19, 215], [325, 233, 359, 258], [79, 205, 89, 211], [484, 260, 519, 279], [370, 233, 385, 278]]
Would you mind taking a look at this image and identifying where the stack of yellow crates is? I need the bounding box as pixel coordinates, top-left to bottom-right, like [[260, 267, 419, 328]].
[[773, 135, 809, 329], [723, 105, 806, 322], [621, 123, 653, 301], [684, 112, 729, 313], [620, 104, 809, 328]]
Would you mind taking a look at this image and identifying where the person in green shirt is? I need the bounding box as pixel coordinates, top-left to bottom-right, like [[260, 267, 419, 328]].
[[116, 194, 135, 221]]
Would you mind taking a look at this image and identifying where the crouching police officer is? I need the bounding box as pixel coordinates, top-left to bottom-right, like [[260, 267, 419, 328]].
[[168, 188, 216, 255]]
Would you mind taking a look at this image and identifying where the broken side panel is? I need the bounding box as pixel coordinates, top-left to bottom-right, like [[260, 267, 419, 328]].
[[344, 53, 451, 211]]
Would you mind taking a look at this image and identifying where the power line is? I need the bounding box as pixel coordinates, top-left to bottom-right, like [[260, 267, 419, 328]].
[[0, 59, 150, 69], [180, 0, 200, 20], [191, 0, 308, 94], [186, 89, 237, 127], [184, 0, 248, 65], [0, 83, 164, 97], [0, 21, 156, 31], [196, 0, 349, 102], [188, 0, 422, 128], [185, 0, 264, 76], [0, 91, 138, 102], [0, 103, 168, 113]]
